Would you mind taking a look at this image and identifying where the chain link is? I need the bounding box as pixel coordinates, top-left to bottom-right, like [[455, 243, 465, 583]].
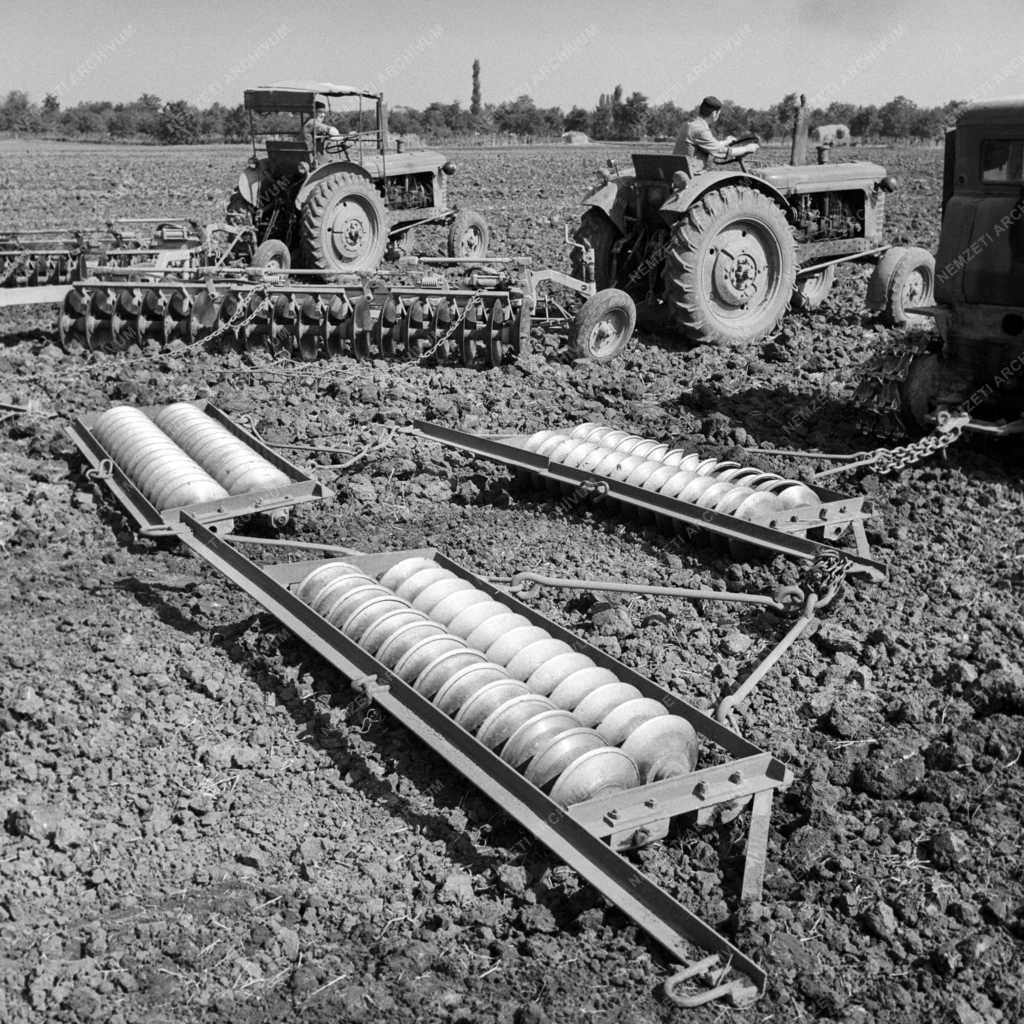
[[187, 287, 269, 348], [812, 418, 964, 481], [401, 290, 485, 363], [800, 549, 853, 608]]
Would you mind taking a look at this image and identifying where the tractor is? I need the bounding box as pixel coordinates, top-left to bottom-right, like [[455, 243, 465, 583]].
[[569, 141, 934, 357], [226, 81, 489, 273], [887, 97, 1024, 436]]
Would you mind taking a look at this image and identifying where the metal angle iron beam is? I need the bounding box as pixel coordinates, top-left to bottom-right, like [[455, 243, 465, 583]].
[[174, 513, 797, 1000]]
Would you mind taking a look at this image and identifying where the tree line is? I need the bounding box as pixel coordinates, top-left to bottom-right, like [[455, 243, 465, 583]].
[[0, 87, 965, 145]]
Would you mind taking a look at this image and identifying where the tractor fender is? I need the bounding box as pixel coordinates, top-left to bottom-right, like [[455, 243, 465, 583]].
[[582, 177, 635, 235], [658, 170, 791, 226], [295, 162, 374, 209], [237, 166, 262, 207]]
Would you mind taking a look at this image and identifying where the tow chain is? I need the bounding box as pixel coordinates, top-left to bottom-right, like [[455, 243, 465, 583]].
[[186, 287, 269, 348], [811, 413, 966, 482], [411, 289, 484, 363]]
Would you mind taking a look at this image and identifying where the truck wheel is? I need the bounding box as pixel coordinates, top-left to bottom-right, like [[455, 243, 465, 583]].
[[251, 239, 291, 270], [302, 173, 387, 273], [447, 210, 489, 258], [792, 263, 836, 310], [900, 352, 941, 430], [873, 246, 935, 326], [570, 210, 618, 289], [569, 288, 636, 362], [662, 185, 797, 346]]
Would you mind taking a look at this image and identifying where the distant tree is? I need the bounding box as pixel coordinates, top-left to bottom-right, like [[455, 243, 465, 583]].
[[42, 93, 60, 116], [616, 91, 648, 139], [647, 101, 685, 139], [157, 100, 201, 144], [471, 59, 481, 116], [0, 90, 33, 131], [223, 104, 249, 143], [108, 105, 140, 138], [850, 104, 880, 139], [910, 106, 944, 140], [61, 105, 107, 136], [879, 95, 917, 138], [494, 94, 543, 136], [591, 93, 613, 139], [200, 102, 228, 139], [564, 106, 589, 132]]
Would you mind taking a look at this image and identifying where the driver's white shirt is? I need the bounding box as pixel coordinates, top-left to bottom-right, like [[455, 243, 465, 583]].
[[304, 118, 339, 153]]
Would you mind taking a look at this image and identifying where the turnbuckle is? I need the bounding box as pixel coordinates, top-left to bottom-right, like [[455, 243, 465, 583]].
[[663, 955, 758, 1009]]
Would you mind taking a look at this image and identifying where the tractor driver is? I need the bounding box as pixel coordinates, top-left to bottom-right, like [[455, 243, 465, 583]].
[[673, 96, 757, 171], [304, 100, 339, 155]]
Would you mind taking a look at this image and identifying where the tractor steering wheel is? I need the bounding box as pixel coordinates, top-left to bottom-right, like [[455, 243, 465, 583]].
[[717, 134, 760, 172], [322, 132, 361, 155]]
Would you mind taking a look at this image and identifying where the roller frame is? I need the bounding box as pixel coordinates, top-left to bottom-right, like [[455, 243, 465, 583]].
[[413, 422, 886, 581], [175, 512, 796, 998], [65, 400, 331, 536]]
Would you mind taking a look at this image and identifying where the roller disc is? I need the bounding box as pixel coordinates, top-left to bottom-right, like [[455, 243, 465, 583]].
[[621, 715, 699, 781], [525, 728, 606, 790], [549, 748, 640, 807]]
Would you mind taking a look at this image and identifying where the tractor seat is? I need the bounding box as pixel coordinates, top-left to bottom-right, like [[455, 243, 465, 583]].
[[265, 139, 309, 174]]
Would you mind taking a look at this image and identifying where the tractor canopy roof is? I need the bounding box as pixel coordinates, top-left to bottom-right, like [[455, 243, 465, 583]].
[[244, 81, 381, 113], [957, 96, 1024, 128]]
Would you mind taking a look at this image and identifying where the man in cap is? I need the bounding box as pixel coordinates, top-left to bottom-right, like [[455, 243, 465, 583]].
[[673, 96, 757, 171], [304, 100, 340, 155]]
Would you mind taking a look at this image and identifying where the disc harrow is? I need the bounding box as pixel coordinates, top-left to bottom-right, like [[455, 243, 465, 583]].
[[66, 400, 331, 536], [176, 515, 795, 1004], [57, 274, 532, 366], [0, 230, 87, 289], [1, 219, 205, 292]]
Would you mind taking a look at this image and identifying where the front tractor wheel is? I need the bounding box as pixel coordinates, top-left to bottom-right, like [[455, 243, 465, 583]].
[[569, 288, 637, 362], [662, 185, 797, 346], [868, 246, 936, 326], [447, 210, 490, 258], [302, 173, 388, 273], [251, 239, 291, 270]]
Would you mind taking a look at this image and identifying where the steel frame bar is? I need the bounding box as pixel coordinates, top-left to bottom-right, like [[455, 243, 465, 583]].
[[65, 400, 331, 536], [176, 513, 795, 994], [413, 422, 886, 580]]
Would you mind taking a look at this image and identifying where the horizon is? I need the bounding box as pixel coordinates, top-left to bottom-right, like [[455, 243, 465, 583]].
[[4, 0, 1024, 113]]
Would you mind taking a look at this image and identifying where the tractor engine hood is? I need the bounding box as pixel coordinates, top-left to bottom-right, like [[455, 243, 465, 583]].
[[756, 161, 889, 191]]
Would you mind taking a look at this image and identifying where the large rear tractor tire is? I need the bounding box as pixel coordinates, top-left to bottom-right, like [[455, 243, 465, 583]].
[[446, 210, 490, 258], [867, 246, 935, 326], [302, 173, 388, 273], [662, 185, 797, 346], [570, 210, 618, 290], [568, 288, 636, 362]]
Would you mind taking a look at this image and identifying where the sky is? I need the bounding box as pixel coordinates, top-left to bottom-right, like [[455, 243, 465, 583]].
[[4, 0, 1024, 112]]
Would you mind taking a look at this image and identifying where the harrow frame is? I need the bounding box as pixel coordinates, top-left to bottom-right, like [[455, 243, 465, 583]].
[[66, 400, 331, 536], [176, 512, 794, 999], [414, 421, 886, 580]]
